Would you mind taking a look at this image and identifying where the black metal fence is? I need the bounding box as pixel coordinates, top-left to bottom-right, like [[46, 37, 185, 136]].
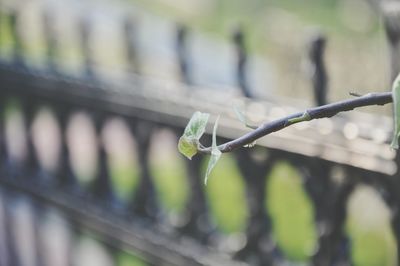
[[0, 1, 399, 266]]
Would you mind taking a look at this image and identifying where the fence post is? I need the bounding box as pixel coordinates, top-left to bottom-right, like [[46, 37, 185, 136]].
[[78, 15, 95, 78], [232, 27, 254, 98], [234, 148, 274, 265], [54, 105, 79, 191], [2, 194, 21, 266], [21, 101, 40, 176], [0, 97, 8, 168], [176, 24, 191, 85], [310, 166, 356, 266], [91, 113, 116, 207], [42, 6, 58, 73], [300, 158, 354, 265], [180, 152, 213, 242], [9, 7, 24, 66], [128, 121, 159, 220], [123, 15, 141, 74], [308, 33, 328, 106], [382, 2, 400, 82]]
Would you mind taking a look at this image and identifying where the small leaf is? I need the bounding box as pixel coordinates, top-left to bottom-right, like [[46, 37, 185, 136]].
[[234, 106, 247, 125], [392, 73, 400, 149], [178, 136, 198, 159], [233, 106, 258, 129], [178, 111, 210, 159], [205, 116, 222, 185], [184, 111, 210, 139]]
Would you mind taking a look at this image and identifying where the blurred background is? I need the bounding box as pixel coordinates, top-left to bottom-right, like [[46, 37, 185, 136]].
[[0, 0, 398, 266], [0, 0, 392, 102], [133, 0, 389, 101]]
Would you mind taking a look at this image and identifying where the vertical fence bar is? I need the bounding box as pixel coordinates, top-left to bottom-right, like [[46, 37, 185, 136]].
[[234, 148, 274, 266], [232, 27, 253, 98], [181, 153, 212, 241], [300, 159, 334, 265], [21, 100, 39, 176], [0, 97, 8, 168], [311, 166, 356, 266], [91, 113, 116, 207], [79, 15, 95, 78], [300, 158, 337, 265], [31, 204, 44, 266], [176, 24, 191, 85], [3, 194, 20, 266], [128, 121, 159, 219], [123, 15, 140, 74], [0, 190, 9, 266], [9, 7, 24, 65], [382, 2, 400, 83], [42, 6, 58, 73], [54, 105, 78, 190], [308, 33, 328, 106]]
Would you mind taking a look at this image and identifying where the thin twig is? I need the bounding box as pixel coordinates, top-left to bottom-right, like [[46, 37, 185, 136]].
[[349, 92, 363, 97], [198, 92, 392, 154]]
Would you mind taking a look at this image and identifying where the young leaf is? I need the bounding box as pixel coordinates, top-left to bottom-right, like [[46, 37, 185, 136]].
[[178, 137, 197, 159], [184, 111, 210, 139], [204, 116, 221, 185], [178, 111, 210, 159], [234, 106, 247, 125], [233, 106, 258, 129], [392, 73, 400, 149]]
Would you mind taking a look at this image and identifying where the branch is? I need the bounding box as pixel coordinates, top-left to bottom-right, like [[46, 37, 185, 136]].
[[198, 92, 392, 154]]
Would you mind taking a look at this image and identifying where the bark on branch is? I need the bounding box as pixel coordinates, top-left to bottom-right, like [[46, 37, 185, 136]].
[[198, 92, 392, 154]]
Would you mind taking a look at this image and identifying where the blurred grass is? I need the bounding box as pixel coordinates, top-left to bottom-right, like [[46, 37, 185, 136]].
[[117, 251, 149, 266], [266, 161, 317, 261], [150, 148, 189, 213], [110, 161, 140, 202], [0, 13, 14, 58], [346, 185, 397, 266], [349, 229, 396, 266], [203, 154, 247, 233]]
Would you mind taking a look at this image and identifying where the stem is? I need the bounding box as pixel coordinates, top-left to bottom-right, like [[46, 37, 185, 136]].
[[198, 92, 392, 154]]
